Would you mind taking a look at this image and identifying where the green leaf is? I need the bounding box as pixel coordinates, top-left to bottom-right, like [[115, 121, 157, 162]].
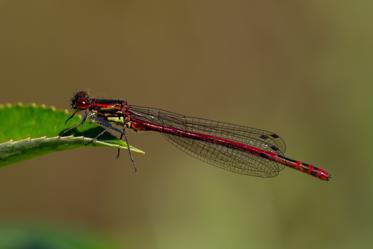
[[0, 225, 119, 249], [0, 103, 144, 167]]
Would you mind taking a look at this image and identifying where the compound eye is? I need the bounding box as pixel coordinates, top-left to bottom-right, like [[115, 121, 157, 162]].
[[71, 91, 90, 109], [76, 98, 90, 109]]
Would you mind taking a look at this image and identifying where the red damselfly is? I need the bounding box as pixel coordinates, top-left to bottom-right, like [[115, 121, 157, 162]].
[[65, 91, 331, 181]]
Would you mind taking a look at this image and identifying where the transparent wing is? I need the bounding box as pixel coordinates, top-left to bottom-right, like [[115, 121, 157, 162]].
[[129, 105, 286, 154], [164, 133, 284, 177], [128, 105, 286, 177]]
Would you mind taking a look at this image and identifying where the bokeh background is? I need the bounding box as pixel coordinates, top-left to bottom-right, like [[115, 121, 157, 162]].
[[0, 0, 372, 248]]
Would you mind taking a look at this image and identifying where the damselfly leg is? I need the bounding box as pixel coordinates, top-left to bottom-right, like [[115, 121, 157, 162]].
[[68, 113, 137, 172], [62, 110, 89, 135]]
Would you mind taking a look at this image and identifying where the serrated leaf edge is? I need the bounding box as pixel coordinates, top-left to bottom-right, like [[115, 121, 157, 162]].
[[0, 102, 77, 118], [0, 135, 144, 154]]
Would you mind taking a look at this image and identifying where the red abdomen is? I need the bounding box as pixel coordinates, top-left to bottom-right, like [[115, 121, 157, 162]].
[[275, 155, 331, 181]]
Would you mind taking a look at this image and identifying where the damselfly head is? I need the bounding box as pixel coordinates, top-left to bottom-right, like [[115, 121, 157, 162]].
[[71, 91, 91, 110]]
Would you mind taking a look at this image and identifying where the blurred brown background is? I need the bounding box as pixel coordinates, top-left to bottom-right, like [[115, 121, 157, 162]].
[[0, 0, 372, 248]]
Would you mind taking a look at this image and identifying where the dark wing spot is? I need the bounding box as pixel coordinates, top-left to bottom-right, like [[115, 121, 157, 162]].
[[270, 134, 279, 138], [270, 145, 279, 151], [260, 134, 269, 139]]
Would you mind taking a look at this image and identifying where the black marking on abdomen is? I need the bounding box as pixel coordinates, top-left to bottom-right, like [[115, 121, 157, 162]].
[[259, 153, 269, 159]]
